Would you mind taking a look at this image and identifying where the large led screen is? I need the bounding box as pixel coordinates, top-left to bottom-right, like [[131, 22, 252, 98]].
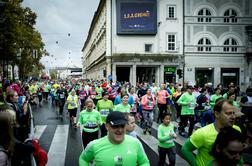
[[116, 0, 157, 35]]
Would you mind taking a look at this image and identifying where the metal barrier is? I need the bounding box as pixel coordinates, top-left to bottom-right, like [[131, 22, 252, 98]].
[[28, 104, 37, 166]]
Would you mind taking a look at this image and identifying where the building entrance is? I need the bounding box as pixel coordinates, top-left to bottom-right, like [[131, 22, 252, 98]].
[[116, 67, 130, 82], [136, 67, 156, 83], [195, 68, 214, 87], [221, 68, 239, 88]]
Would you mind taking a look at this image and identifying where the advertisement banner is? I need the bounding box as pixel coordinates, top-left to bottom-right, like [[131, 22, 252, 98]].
[[116, 0, 157, 35]]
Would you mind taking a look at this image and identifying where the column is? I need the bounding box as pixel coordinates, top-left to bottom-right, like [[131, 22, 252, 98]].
[[155, 66, 160, 85], [214, 67, 221, 87], [106, 58, 112, 78], [160, 64, 164, 84], [112, 63, 116, 82], [132, 64, 136, 86]]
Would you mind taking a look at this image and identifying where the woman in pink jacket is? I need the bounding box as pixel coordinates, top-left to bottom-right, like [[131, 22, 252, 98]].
[[141, 88, 156, 134]]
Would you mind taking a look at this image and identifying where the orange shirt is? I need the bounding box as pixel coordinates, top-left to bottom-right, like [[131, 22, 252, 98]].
[[157, 90, 169, 104]]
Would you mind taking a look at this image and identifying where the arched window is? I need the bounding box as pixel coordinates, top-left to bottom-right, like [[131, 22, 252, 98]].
[[224, 9, 237, 23], [198, 38, 211, 52], [198, 8, 212, 22], [223, 38, 238, 52]]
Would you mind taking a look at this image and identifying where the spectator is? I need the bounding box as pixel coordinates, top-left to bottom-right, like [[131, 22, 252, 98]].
[[0, 111, 14, 166]]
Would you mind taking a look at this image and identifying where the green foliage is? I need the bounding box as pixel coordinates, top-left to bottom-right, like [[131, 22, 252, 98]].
[[50, 69, 57, 79], [0, 0, 47, 79]]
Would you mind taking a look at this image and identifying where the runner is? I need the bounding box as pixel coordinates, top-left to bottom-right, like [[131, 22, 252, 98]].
[[56, 83, 67, 119], [114, 93, 131, 113], [177, 85, 197, 137], [79, 111, 150, 166], [66, 89, 79, 127], [207, 127, 245, 166], [96, 91, 114, 137], [125, 112, 137, 138], [141, 88, 156, 135], [77, 99, 102, 148], [156, 83, 169, 123], [157, 113, 177, 166], [181, 99, 241, 166]]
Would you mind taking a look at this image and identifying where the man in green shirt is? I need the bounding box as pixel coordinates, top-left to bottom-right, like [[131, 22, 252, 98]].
[[177, 85, 197, 137], [181, 99, 240, 166], [79, 111, 150, 166]]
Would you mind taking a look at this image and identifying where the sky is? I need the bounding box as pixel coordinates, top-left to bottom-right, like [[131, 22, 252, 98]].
[[22, 0, 100, 69]]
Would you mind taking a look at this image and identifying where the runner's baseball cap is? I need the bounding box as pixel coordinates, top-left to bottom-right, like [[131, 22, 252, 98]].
[[106, 111, 128, 126]]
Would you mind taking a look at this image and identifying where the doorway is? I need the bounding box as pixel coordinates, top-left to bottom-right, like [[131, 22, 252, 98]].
[[136, 67, 156, 83], [116, 67, 130, 82]]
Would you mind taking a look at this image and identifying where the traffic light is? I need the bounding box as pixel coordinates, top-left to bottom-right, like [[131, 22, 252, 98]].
[[177, 69, 183, 79]]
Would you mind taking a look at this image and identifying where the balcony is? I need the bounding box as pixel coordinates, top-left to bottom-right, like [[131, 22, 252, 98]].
[[185, 45, 246, 54], [185, 16, 252, 25]]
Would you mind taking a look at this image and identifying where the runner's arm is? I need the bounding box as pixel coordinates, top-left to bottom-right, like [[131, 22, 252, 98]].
[[181, 139, 198, 166], [79, 142, 94, 166]]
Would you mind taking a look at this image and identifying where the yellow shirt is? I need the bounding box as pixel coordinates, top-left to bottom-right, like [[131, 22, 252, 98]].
[[190, 123, 241, 166], [67, 95, 78, 109]]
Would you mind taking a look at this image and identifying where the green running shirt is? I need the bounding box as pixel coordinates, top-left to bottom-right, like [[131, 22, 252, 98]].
[[158, 123, 176, 149], [78, 110, 102, 133], [79, 135, 150, 166]]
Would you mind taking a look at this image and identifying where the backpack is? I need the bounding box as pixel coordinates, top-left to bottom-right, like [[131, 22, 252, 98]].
[[31, 139, 48, 166]]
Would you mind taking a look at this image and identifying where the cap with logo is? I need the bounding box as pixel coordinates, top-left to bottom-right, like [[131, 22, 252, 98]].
[[106, 111, 128, 126]]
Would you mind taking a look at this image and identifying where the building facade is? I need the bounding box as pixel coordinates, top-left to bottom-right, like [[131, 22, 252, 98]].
[[82, 0, 184, 86], [82, 0, 252, 90], [184, 0, 252, 90]]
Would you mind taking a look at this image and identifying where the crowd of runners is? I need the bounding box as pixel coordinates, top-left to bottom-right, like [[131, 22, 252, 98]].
[[0, 77, 251, 166]]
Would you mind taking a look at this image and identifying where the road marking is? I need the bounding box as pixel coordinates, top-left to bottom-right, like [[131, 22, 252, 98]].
[[47, 125, 69, 166], [34, 125, 47, 139], [135, 125, 189, 165]]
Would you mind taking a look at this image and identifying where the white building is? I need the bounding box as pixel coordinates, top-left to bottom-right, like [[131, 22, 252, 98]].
[[82, 0, 252, 90], [82, 0, 184, 86], [184, 0, 252, 90]]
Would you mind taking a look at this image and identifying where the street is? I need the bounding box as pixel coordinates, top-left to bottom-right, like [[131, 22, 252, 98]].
[[32, 99, 189, 166]]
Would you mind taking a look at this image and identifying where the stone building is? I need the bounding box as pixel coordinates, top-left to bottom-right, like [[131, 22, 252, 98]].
[[184, 0, 252, 90], [82, 0, 252, 90], [82, 0, 184, 86]]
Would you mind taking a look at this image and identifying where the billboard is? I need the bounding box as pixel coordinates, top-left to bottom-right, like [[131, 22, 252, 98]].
[[116, 0, 157, 35]]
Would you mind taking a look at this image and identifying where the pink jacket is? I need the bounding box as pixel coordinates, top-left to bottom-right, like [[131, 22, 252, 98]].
[[141, 94, 156, 111]]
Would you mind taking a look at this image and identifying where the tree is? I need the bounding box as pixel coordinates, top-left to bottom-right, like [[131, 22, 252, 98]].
[[0, 0, 47, 80], [50, 69, 57, 80]]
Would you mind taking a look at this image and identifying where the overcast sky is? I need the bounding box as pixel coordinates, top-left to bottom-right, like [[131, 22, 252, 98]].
[[22, 0, 100, 69]]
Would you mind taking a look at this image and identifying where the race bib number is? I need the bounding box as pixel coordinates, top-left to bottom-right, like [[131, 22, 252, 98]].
[[70, 102, 76, 107], [59, 94, 65, 99], [148, 101, 153, 108], [85, 122, 97, 128], [100, 109, 109, 116], [130, 107, 136, 113]]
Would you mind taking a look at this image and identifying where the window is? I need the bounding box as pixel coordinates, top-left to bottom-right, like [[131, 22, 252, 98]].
[[197, 8, 212, 22], [145, 44, 153, 52], [197, 38, 211, 52], [223, 38, 238, 52], [167, 5, 176, 19], [167, 34, 176, 51], [224, 9, 237, 23]]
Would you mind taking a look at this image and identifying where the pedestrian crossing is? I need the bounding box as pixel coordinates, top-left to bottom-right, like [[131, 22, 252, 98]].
[[47, 125, 69, 166], [33, 123, 189, 166]]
